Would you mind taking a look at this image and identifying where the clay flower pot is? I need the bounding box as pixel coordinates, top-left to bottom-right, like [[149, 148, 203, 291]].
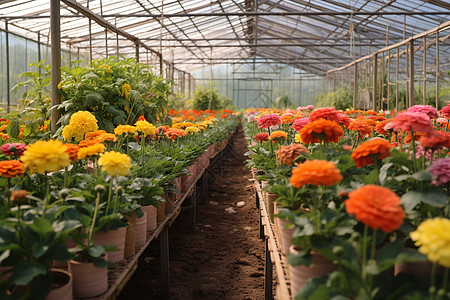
[[289, 246, 336, 298], [135, 211, 147, 249], [45, 269, 72, 300], [69, 260, 108, 298], [124, 212, 137, 258], [141, 205, 157, 231], [93, 226, 126, 263]]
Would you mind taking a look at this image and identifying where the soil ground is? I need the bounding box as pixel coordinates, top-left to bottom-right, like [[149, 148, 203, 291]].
[[118, 128, 265, 300]]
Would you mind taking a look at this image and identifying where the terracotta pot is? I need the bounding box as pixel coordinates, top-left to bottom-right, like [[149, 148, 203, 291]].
[[164, 189, 176, 215], [69, 259, 108, 298], [124, 212, 137, 258], [394, 260, 445, 277], [157, 201, 166, 224], [93, 226, 126, 263], [289, 246, 336, 298], [279, 219, 295, 255], [141, 205, 157, 231], [46, 269, 73, 300], [266, 192, 277, 222], [135, 211, 147, 249]]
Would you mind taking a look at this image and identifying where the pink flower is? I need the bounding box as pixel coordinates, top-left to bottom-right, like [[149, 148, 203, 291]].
[[0, 143, 27, 157], [291, 118, 309, 131], [407, 105, 438, 119], [342, 145, 352, 150], [390, 112, 434, 134], [305, 105, 314, 110], [441, 104, 450, 119], [428, 158, 450, 186], [257, 114, 281, 129]]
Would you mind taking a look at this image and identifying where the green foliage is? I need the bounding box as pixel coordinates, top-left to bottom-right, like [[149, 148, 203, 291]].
[[314, 89, 353, 110], [273, 96, 294, 109], [192, 86, 231, 110], [57, 56, 174, 132]]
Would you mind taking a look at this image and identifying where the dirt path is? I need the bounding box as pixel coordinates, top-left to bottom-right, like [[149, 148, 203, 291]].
[[119, 128, 265, 300]]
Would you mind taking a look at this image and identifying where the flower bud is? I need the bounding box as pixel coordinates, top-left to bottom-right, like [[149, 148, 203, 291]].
[[332, 246, 344, 258], [94, 184, 106, 193], [115, 186, 124, 196]]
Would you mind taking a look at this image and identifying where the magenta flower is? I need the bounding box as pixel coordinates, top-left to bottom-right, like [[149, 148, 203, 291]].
[[428, 158, 450, 186], [390, 112, 434, 134], [291, 117, 309, 131], [257, 114, 281, 129], [0, 143, 27, 157], [407, 105, 438, 119]]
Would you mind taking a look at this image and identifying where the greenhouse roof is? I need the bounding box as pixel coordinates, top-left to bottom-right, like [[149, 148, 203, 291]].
[[1, 0, 449, 75]]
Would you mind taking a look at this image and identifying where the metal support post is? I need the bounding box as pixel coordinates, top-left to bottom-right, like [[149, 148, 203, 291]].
[[50, 0, 62, 133], [264, 238, 273, 300], [160, 225, 170, 300], [372, 53, 378, 111], [423, 36, 426, 105], [353, 63, 357, 109], [135, 43, 139, 61], [409, 40, 414, 108], [436, 31, 439, 108], [5, 21, 10, 111]]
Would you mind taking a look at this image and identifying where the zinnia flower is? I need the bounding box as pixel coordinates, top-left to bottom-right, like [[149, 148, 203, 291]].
[[410, 218, 450, 268], [70, 111, 99, 134], [351, 138, 394, 168], [309, 107, 340, 122], [269, 130, 287, 143], [101, 64, 112, 73], [78, 139, 100, 148], [375, 120, 390, 136], [441, 104, 450, 119], [0, 160, 25, 178], [348, 120, 373, 137], [114, 125, 137, 135], [257, 113, 281, 129], [299, 119, 343, 144], [276, 144, 308, 165], [290, 160, 342, 188], [64, 143, 80, 161], [428, 158, 450, 186], [10, 190, 28, 203], [291, 118, 309, 132], [0, 143, 27, 157], [77, 143, 105, 159], [98, 151, 132, 176], [135, 120, 156, 136], [21, 140, 70, 174], [345, 185, 405, 232], [418, 131, 450, 149], [254, 132, 269, 142], [185, 126, 200, 134], [165, 128, 187, 140], [337, 113, 351, 128], [407, 105, 439, 119], [390, 112, 434, 134], [281, 113, 294, 124], [294, 133, 302, 143]]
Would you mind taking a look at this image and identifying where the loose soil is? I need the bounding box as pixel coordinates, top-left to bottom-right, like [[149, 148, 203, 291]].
[[119, 128, 265, 300]]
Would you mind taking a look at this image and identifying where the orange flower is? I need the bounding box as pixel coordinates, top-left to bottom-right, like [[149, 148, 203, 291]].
[[366, 110, 378, 115], [290, 160, 342, 188], [299, 119, 343, 144], [309, 107, 340, 122], [64, 143, 80, 161], [0, 160, 25, 178], [85, 130, 107, 141], [0, 125, 7, 132], [281, 113, 295, 124], [269, 130, 287, 143], [345, 185, 405, 232], [351, 138, 393, 168], [419, 131, 450, 149], [276, 144, 308, 165], [2, 134, 9, 141], [363, 119, 377, 130], [165, 128, 187, 140], [10, 190, 28, 203], [78, 139, 100, 148], [348, 120, 373, 137], [85, 130, 117, 143], [375, 120, 390, 135]]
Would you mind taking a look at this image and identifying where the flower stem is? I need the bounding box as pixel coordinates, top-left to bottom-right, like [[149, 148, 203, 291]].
[[88, 191, 101, 245], [431, 262, 437, 300], [312, 186, 320, 231], [63, 166, 68, 188], [411, 132, 417, 173], [105, 176, 114, 214], [443, 268, 449, 293], [362, 224, 369, 281]]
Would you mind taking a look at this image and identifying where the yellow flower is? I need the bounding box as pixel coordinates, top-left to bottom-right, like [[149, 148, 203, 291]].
[[410, 218, 450, 267], [185, 126, 200, 134], [66, 111, 99, 142], [135, 120, 156, 136], [98, 151, 132, 176], [198, 125, 206, 130], [295, 133, 303, 143], [114, 125, 137, 136], [77, 143, 105, 159], [21, 140, 70, 174], [122, 83, 132, 101], [101, 64, 112, 73], [57, 82, 63, 90], [198, 121, 209, 128]]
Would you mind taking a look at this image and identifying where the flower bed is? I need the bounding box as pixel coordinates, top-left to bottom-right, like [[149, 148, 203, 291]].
[[244, 105, 450, 299]]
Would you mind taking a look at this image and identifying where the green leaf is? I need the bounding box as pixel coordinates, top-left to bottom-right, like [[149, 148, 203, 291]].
[[32, 244, 48, 258], [10, 262, 47, 285], [88, 245, 106, 258], [288, 251, 313, 267], [7, 120, 20, 139], [363, 169, 379, 184], [28, 217, 53, 235], [401, 190, 447, 209]]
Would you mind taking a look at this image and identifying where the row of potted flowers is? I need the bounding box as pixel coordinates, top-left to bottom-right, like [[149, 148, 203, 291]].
[[244, 104, 449, 299], [0, 108, 239, 299]]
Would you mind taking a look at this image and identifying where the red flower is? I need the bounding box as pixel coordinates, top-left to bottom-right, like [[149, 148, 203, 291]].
[[337, 113, 351, 128], [390, 112, 434, 134], [441, 104, 450, 119], [309, 107, 340, 122], [0, 143, 27, 157], [257, 114, 281, 129], [254, 132, 269, 142], [418, 131, 450, 149], [291, 118, 309, 132]]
